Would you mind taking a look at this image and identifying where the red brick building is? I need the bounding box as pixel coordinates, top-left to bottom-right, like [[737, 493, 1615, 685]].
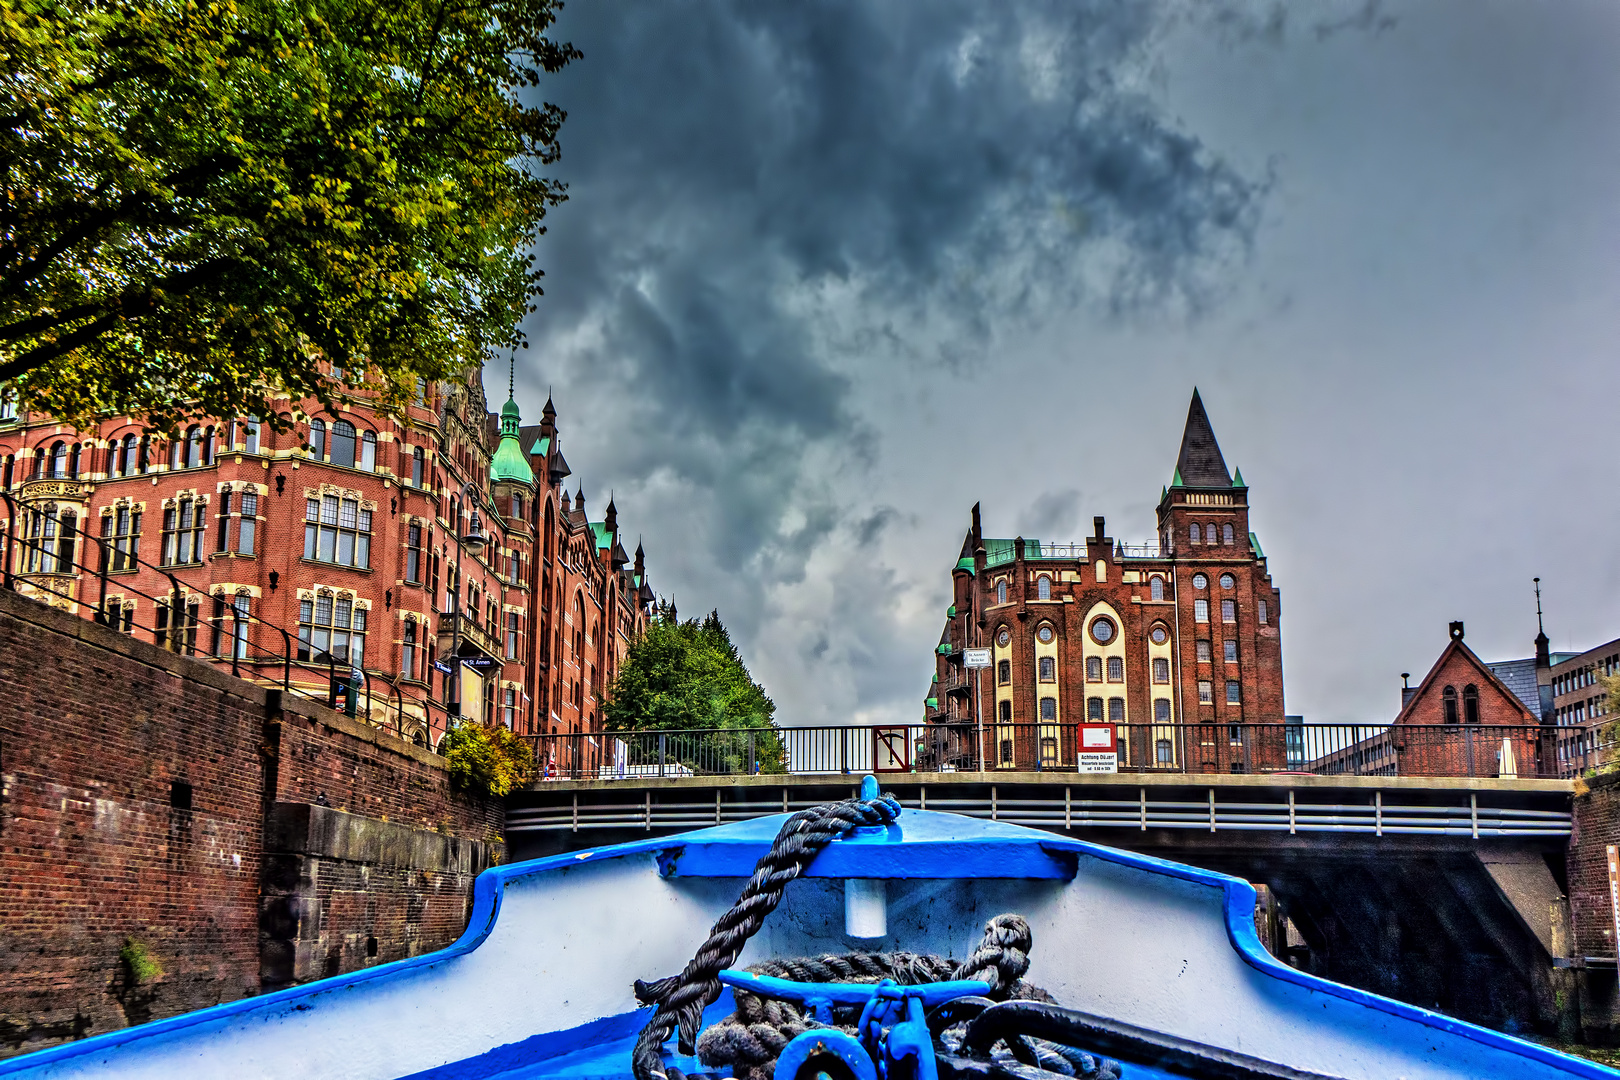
[[0, 368, 655, 756], [926, 390, 1286, 773]]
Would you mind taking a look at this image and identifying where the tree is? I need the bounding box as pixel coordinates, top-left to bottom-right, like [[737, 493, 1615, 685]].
[[0, 0, 580, 433], [602, 609, 786, 774]]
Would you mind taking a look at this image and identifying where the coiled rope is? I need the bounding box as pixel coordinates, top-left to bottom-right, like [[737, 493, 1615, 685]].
[[630, 791, 903, 1080]]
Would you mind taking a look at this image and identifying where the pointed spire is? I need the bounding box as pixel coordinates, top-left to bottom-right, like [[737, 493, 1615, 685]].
[[560, 488, 571, 512], [605, 494, 618, 535], [575, 487, 585, 515], [508, 354, 515, 401], [1232, 466, 1245, 488], [1171, 389, 1232, 489]]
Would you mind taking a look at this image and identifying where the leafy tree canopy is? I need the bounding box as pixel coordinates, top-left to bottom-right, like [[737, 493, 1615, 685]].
[[0, 0, 579, 433], [605, 609, 777, 732]]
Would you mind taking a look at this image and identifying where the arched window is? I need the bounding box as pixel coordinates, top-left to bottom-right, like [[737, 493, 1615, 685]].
[[1222, 523, 1234, 545], [51, 440, 67, 478], [232, 591, 251, 659], [1463, 684, 1480, 724], [1038, 656, 1055, 682], [186, 424, 202, 467], [1189, 523, 1200, 544], [1107, 656, 1123, 682], [330, 420, 357, 468], [996, 580, 1008, 605], [1087, 697, 1103, 722], [125, 434, 142, 475], [1036, 575, 1051, 600], [309, 419, 327, 459], [412, 446, 425, 487], [1150, 576, 1164, 601], [997, 659, 1010, 685], [359, 430, 376, 471], [243, 416, 260, 454], [1443, 685, 1458, 725], [202, 425, 216, 466], [1086, 656, 1102, 682], [999, 700, 1012, 722], [1039, 697, 1057, 721], [68, 443, 81, 478], [1205, 523, 1218, 544], [402, 619, 418, 680], [1108, 697, 1125, 723]]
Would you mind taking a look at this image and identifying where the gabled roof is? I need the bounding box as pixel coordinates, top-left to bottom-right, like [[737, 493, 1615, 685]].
[[1171, 389, 1232, 489], [1486, 657, 1542, 716], [1395, 632, 1536, 725]]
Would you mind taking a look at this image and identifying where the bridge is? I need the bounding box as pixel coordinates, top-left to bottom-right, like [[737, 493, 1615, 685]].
[[506, 723, 1591, 1039]]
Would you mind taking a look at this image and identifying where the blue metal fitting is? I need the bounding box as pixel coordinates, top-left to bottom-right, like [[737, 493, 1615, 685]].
[[774, 1028, 877, 1080]]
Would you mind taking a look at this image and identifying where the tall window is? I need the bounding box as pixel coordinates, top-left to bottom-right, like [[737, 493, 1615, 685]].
[[1036, 575, 1051, 600], [1150, 576, 1164, 601], [1443, 685, 1458, 724], [304, 495, 372, 567], [1221, 599, 1236, 622], [102, 506, 141, 571], [1258, 600, 1269, 625], [23, 508, 54, 572], [1154, 698, 1172, 724], [1196, 639, 1211, 662], [1226, 680, 1241, 704], [1087, 697, 1103, 722], [1189, 523, 1199, 544], [309, 419, 326, 459], [0, 385, 13, 421], [1224, 640, 1238, 663], [1197, 680, 1213, 704], [506, 612, 520, 659], [51, 440, 67, 478], [411, 447, 425, 487], [1107, 656, 1123, 682], [1039, 696, 1057, 720], [237, 491, 258, 555], [405, 523, 423, 584], [1108, 697, 1125, 724], [1157, 739, 1174, 764], [330, 420, 357, 468], [298, 594, 367, 663], [1152, 658, 1170, 684], [1086, 656, 1102, 682], [996, 580, 1008, 604], [997, 659, 1011, 685], [1204, 524, 1217, 543], [161, 497, 205, 566], [230, 592, 250, 659], [1194, 599, 1209, 623], [1222, 524, 1234, 545], [1038, 656, 1055, 682], [242, 416, 261, 454], [502, 687, 517, 728], [216, 492, 232, 552], [402, 619, 418, 680], [1463, 684, 1480, 724], [360, 430, 376, 471]]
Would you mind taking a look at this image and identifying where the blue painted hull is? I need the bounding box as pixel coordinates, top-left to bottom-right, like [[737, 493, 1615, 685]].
[[0, 808, 1610, 1079]]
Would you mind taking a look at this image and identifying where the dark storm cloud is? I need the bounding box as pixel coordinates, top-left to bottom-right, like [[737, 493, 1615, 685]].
[[520, 0, 1267, 719]]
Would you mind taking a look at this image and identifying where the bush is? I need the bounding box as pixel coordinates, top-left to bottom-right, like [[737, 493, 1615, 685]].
[[119, 939, 162, 985], [443, 723, 533, 797]]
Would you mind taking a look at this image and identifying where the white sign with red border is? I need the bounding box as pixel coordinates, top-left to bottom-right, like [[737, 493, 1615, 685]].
[[1079, 724, 1118, 774]]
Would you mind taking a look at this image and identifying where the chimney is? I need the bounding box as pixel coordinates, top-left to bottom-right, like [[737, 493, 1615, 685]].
[[1449, 621, 1464, 641], [1401, 672, 1416, 710], [1093, 516, 1106, 540]]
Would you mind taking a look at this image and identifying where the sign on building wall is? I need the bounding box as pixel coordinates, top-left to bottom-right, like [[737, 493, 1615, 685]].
[[963, 648, 991, 669], [1608, 845, 1620, 950], [1079, 724, 1118, 774], [873, 726, 910, 773]]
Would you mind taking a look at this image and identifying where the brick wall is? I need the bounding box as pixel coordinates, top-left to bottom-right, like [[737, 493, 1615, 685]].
[[1569, 771, 1620, 958], [0, 587, 500, 1059]]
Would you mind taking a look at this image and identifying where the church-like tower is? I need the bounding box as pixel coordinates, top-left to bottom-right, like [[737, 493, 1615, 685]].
[[926, 390, 1285, 774]]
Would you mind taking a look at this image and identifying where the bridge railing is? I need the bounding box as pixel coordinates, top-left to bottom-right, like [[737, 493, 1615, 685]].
[[522, 720, 1590, 781]]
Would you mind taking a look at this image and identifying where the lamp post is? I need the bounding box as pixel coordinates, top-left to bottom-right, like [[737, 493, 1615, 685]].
[[447, 481, 488, 723]]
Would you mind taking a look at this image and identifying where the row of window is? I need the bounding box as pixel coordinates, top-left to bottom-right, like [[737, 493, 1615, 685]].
[[1187, 522, 1237, 546], [1011, 651, 1230, 688], [996, 697, 1181, 724], [995, 575, 1268, 627], [18, 422, 264, 485], [1555, 657, 1618, 698]]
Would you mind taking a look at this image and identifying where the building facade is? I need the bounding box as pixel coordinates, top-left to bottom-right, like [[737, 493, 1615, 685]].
[[925, 391, 1286, 773], [0, 368, 655, 758]]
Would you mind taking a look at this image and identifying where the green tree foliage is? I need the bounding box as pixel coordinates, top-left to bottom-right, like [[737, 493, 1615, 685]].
[[443, 721, 533, 797], [603, 610, 786, 773], [0, 0, 579, 433]]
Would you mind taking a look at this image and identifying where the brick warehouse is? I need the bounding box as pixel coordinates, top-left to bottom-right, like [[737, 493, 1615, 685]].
[[926, 390, 1286, 773], [0, 366, 657, 764]]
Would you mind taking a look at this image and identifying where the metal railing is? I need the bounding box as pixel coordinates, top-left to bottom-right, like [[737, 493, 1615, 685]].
[[0, 493, 431, 742], [520, 720, 1586, 782]]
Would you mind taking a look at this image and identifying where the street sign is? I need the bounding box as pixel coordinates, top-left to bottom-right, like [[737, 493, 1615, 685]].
[[1078, 724, 1118, 774], [873, 726, 910, 773], [963, 648, 992, 669], [461, 656, 501, 673], [1608, 845, 1620, 953], [432, 660, 454, 675]]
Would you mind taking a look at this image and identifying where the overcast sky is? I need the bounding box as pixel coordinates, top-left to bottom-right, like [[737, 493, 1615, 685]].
[[501, 0, 1620, 726]]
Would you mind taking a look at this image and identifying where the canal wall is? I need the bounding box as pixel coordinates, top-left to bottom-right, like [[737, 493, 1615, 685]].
[[0, 588, 501, 1059]]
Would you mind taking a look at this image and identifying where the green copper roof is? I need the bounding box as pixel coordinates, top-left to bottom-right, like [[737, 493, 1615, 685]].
[[1249, 532, 1264, 559], [490, 399, 535, 484], [982, 538, 1043, 568], [590, 521, 612, 549], [528, 435, 551, 457], [1233, 466, 1245, 487], [1172, 467, 1184, 487], [955, 557, 976, 574], [925, 697, 938, 709]]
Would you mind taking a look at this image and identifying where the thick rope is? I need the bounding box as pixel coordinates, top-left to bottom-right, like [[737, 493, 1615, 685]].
[[695, 915, 1048, 1080], [630, 792, 902, 1080]]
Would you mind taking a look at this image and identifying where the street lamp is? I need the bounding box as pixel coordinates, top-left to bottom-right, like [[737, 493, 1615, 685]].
[[446, 481, 488, 722]]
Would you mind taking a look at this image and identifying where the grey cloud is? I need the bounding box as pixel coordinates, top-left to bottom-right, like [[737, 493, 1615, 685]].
[[518, 0, 1266, 722], [1019, 489, 1085, 540]]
